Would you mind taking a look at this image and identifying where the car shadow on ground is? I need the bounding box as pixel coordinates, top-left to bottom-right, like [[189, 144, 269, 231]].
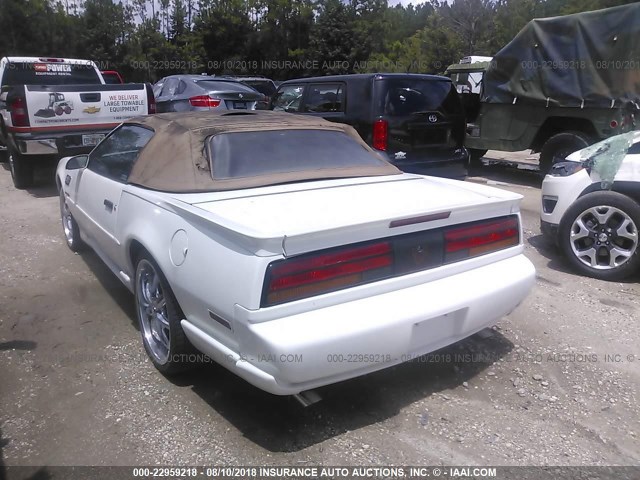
[[0, 162, 58, 198], [0, 427, 6, 480], [170, 328, 514, 453], [77, 250, 138, 331], [467, 162, 543, 189], [0, 340, 37, 351]]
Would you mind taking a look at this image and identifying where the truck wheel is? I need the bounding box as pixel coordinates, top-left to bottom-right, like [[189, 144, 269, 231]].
[[0, 141, 7, 163], [558, 191, 640, 281], [540, 131, 591, 175], [468, 149, 488, 167], [8, 146, 34, 189]]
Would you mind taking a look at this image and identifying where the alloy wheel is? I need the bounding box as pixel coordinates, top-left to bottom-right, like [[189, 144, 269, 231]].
[[569, 205, 638, 270], [137, 260, 171, 364]]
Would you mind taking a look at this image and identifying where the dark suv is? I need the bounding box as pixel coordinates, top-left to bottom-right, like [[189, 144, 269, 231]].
[[270, 73, 468, 179]]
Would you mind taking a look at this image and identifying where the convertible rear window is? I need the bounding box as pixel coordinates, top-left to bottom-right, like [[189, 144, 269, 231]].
[[208, 129, 388, 180]]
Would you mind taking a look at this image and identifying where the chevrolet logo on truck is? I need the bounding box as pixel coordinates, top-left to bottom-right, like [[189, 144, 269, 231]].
[[83, 106, 101, 114]]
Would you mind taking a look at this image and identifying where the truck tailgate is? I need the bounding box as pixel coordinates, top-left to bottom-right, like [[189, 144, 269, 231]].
[[24, 83, 149, 130]]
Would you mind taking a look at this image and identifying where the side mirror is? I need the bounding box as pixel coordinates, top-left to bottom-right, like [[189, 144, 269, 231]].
[[66, 155, 88, 170]]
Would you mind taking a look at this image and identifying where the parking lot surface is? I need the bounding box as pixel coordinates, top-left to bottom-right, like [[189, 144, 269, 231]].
[[1, 159, 639, 467]]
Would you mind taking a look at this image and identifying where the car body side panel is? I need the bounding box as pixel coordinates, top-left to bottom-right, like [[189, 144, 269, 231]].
[[112, 189, 272, 351]]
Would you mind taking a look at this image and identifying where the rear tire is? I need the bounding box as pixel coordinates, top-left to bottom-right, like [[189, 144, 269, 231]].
[[8, 145, 34, 189], [539, 131, 591, 175], [468, 148, 488, 167], [0, 137, 7, 163], [558, 191, 640, 281], [134, 253, 194, 375]]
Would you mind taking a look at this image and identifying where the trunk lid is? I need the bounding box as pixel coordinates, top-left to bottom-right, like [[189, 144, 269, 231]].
[[187, 175, 522, 256], [195, 80, 262, 110]]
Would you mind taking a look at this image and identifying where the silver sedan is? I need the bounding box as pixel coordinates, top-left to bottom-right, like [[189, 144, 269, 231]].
[[153, 75, 262, 112]]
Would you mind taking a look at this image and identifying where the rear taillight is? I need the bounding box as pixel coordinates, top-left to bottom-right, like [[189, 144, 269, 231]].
[[373, 119, 388, 151], [444, 217, 519, 262], [145, 84, 156, 114], [10, 96, 29, 127], [263, 242, 392, 306], [189, 95, 221, 108], [261, 215, 520, 307]]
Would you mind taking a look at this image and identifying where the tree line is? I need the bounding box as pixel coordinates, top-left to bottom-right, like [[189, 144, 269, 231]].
[[0, 0, 635, 83]]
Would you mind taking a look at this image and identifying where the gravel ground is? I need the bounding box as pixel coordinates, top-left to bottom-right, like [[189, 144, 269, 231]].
[[0, 160, 639, 472]]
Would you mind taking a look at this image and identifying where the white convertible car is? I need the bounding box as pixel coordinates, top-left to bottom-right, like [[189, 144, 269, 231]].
[[57, 111, 535, 396]]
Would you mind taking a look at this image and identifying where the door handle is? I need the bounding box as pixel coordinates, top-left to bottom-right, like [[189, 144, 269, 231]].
[[103, 199, 114, 212]]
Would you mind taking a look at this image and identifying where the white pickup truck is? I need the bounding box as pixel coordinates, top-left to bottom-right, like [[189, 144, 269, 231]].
[[0, 57, 156, 188]]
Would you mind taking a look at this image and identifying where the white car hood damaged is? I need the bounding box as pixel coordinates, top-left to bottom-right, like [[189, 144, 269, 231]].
[[568, 131, 640, 187], [179, 175, 523, 257]]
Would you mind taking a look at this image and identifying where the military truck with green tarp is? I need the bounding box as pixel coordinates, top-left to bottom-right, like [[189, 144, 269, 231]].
[[445, 4, 640, 173]]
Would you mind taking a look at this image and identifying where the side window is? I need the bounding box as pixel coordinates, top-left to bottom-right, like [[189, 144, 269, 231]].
[[304, 83, 345, 113], [175, 80, 187, 95], [271, 84, 306, 112], [160, 78, 179, 97], [87, 125, 154, 182]]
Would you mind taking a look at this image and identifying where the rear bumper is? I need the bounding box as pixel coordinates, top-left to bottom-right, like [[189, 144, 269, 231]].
[[389, 148, 468, 180], [9, 128, 114, 156], [182, 253, 535, 395]]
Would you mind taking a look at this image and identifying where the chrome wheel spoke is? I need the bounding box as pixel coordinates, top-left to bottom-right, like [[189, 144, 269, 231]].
[[152, 315, 170, 347], [153, 297, 166, 312], [149, 275, 160, 296], [141, 276, 155, 304], [616, 218, 638, 243], [136, 261, 171, 365], [576, 247, 598, 267], [571, 217, 591, 241], [609, 247, 632, 267], [156, 311, 170, 328], [589, 206, 614, 225]]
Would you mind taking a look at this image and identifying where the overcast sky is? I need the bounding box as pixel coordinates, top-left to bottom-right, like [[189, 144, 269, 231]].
[[388, 0, 429, 5]]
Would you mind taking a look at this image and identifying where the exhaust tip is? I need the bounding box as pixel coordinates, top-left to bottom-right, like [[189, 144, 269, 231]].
[[292, 390, 322, 407]]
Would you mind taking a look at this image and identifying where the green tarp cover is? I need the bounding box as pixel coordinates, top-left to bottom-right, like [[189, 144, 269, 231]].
[[483, 4, 640, 108]]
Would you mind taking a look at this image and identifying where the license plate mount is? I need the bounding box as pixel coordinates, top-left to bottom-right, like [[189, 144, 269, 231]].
[[82, 134, 105, 146]]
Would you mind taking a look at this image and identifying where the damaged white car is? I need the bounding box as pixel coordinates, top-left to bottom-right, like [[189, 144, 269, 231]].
[[541, 131, 640, 280], [57, 111, 535, 395]]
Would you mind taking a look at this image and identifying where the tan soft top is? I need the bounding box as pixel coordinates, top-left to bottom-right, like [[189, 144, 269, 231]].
[[126, 111, 401, 192]]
